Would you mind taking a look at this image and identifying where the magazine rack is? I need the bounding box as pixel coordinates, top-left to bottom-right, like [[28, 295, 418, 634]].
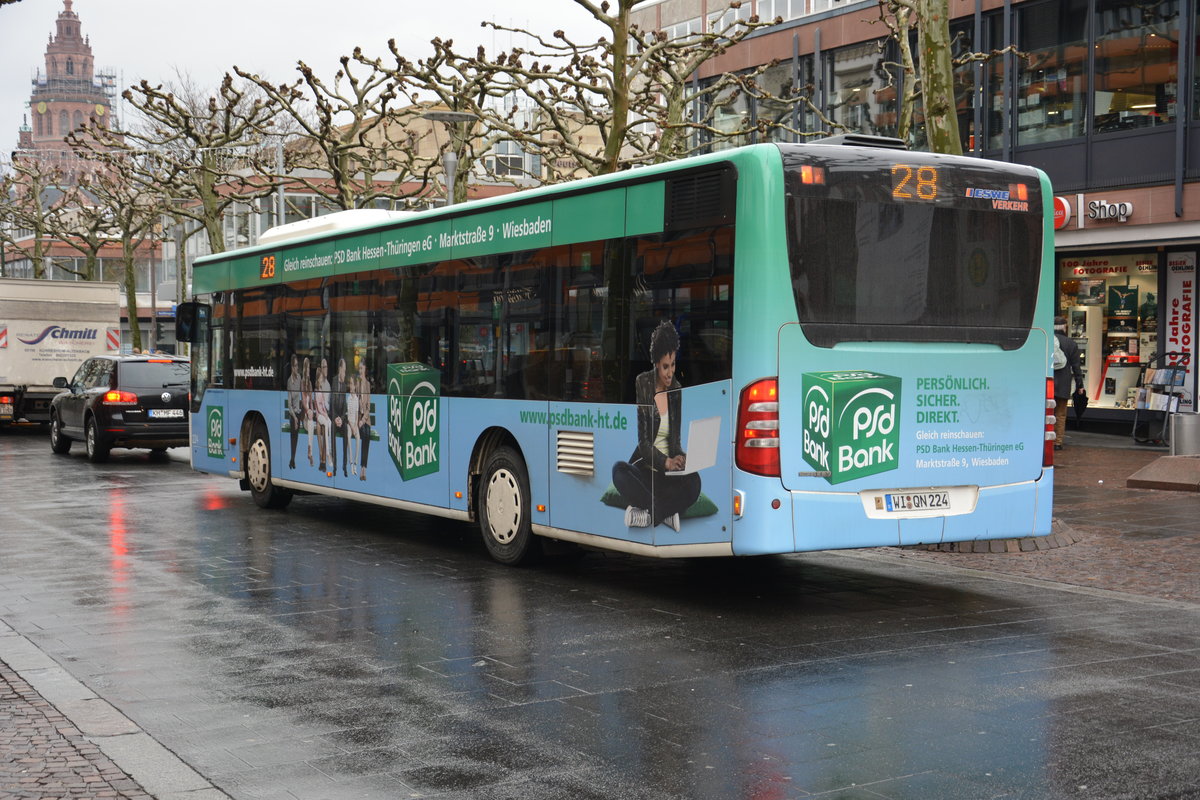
[[1131, 351, 1192, 445]]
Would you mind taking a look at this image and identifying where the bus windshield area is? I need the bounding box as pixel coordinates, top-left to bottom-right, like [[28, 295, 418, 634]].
[[784, 158, 1043, 350]]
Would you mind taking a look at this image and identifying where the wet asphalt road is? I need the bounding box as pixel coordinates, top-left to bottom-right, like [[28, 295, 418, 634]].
[[1, 426, 1199, 800]]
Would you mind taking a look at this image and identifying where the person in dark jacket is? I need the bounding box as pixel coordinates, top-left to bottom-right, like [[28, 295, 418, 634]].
[[612, 321, 701, 531], [1053, 315, 1085, 450]]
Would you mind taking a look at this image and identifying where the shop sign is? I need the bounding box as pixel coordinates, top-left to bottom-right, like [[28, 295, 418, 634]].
[[1053, 197, 1071, 230], [1060, 253, 1156, 277], [1166, 253, 1196, 412], [1087, 199, 1134, 223]]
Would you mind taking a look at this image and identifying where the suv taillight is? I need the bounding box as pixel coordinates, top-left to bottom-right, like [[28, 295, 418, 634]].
[[736, 377, 780, 477], [103, 390, 138, 405], [1043, 377, 1055, 467]]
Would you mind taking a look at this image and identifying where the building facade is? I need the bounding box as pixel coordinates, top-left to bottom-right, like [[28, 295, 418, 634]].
[[4, 0, 175, 352], [16, 0, 117, 160], [633, 0, 1198, 421]]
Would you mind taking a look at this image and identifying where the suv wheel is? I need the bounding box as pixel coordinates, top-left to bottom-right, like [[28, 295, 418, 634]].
[[85, 417, 110, 463], [49, 413, 71, 455]]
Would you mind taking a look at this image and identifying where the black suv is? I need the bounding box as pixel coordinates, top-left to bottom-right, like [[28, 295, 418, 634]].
[[49, 354, 191, 462]]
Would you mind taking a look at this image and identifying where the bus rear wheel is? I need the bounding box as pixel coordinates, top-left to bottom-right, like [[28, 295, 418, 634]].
[[478, 446, 540, 565], [247, 421, 292, 510]]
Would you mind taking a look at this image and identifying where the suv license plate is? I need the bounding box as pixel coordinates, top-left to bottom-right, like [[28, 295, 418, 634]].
[[884, 491, 950, 513], [0, 403, 11, 416], [149, 408, 184, 418]]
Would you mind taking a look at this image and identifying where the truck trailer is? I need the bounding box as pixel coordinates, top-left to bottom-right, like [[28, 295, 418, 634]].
[[0, 278, 122, 426]]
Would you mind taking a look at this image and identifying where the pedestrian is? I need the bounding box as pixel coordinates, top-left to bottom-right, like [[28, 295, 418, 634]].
[[1053, 315, 1085, 451]]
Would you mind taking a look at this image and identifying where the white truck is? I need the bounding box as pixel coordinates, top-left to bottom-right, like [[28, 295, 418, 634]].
[[0, 278, 122, 426]]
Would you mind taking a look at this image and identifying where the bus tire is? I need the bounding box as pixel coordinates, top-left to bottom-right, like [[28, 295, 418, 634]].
[[246, 421, 292, 510], [49, 412, 71, 455], [478, 446, 540, 565], [85, 416, 110, 463]]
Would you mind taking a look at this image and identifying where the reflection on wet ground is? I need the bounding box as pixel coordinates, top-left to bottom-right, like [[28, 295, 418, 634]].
[[2, 430, 1199, 799]]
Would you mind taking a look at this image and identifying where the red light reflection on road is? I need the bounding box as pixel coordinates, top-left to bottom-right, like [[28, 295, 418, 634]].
[[108, 488, 131, 616], [202, 489, 228, 511]]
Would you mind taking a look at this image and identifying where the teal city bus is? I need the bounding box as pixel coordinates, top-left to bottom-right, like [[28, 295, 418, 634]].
[[176, 137, 1056, 564]]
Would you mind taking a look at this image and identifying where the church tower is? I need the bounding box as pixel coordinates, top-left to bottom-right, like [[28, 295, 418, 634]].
[[21, 0, 117, 154]]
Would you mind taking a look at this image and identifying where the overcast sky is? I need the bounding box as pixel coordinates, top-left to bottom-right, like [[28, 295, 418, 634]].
[[1, 0, 605, 156]]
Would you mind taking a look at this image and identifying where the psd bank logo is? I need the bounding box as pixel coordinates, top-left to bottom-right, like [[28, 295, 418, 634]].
[[802, 371, 900, 485], [387, 363, 440, 481], [206, 407, 224, 458]]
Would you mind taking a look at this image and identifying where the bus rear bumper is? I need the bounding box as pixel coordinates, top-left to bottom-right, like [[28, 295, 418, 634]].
[[732, 473, 1053, 555]]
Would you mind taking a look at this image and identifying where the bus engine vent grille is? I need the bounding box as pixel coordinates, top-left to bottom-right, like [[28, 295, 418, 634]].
[[665, 166, 735, 231], [556, 430, 595, 477]]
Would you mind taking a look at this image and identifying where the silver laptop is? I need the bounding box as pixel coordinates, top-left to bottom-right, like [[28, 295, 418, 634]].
[[667, 416, 720, 475]]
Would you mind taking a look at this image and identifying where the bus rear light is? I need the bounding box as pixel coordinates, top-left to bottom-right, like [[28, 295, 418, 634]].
[[1043, 377, 1055, 467], [102, 390, 138, 405], [737, 378, 780, 477], [800, 165, 826, 185]]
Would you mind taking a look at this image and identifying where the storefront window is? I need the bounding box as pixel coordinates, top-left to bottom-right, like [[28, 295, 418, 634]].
[[951, 21, 977, 152], [1016, 0, 1088, 145], [756, 59, 818, 142], [1058, 252, 1158, 409], [829, 41, 895, 138], [709, 84, 751, 152], [1093, 0, 1180, 134]]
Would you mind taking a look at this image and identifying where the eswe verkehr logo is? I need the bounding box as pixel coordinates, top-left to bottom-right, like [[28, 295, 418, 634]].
[[802, 371, 901, 485]]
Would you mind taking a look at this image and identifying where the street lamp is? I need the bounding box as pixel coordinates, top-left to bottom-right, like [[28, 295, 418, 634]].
[[420, 110, 477, 206]]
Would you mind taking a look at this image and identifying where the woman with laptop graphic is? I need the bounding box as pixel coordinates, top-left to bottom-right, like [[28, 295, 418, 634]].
[[612, 320, 704, 531]]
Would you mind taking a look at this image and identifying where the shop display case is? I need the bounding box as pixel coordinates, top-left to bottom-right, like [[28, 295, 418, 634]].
[[1067, 305, 1103, 399]]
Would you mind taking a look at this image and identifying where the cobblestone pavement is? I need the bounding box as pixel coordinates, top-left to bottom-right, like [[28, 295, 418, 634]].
[[0, 660, 151, 800], [878, 435, 1200, 604]]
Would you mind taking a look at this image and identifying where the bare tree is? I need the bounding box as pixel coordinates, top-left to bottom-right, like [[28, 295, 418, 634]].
[[0, 152, 83, 278], [488, 0, 819, 173], [235, 57, 429, 211], [72, 72, 282, 256], [875, 0, 1023, 153], [365, 0, 809, 186], [73, 153, 164, 352], [358, 39, 509, 204]]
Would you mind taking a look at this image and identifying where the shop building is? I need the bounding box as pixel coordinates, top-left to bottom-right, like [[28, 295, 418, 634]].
[[633, 0, 1198, 420]]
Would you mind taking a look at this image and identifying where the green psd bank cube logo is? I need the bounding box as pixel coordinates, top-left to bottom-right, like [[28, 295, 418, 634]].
[[802, 371, 901, 485], [387, 363, 441, 481], [206, 406, 224, 458]]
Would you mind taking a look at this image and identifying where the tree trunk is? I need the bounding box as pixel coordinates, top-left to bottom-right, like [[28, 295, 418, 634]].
[[601, 2, 633, 175], [893, 6, 917, 145], [916, 0, 962, 155], [123, 239, 142, 353]]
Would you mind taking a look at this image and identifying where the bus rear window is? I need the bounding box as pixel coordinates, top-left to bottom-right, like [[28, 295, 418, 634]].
[[784, 152, 1042, 350]]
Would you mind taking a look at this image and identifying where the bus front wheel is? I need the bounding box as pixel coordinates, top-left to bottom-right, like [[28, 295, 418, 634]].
[[247, 421, 293, 510], [478, 446, 540, 565]]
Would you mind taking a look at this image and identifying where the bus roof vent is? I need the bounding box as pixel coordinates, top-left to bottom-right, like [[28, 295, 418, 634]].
[[257, 209, 417, 246], [665, 165, 736, 231], [810, 134, 908, 150]]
